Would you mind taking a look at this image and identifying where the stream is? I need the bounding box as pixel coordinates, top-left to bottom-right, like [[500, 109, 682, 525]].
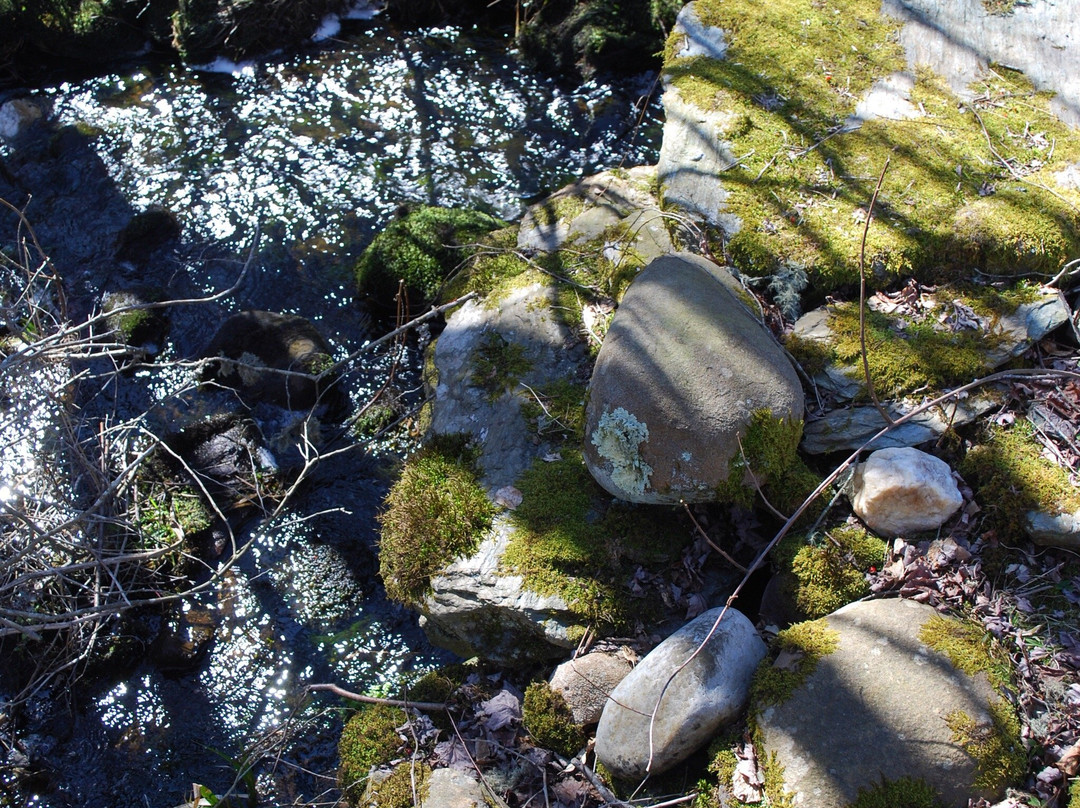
[[0, 16, 662, 808]]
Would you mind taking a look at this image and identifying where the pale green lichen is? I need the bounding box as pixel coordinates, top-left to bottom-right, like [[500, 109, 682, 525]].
[[591, 406, 653, 497]]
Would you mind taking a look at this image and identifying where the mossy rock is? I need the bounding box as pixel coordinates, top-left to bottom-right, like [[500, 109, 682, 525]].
[[337, 704, 409, 806], [663, 0, 1080, 293], [354, 206, 505, 312], [523, 680, 586, 758], [102, 288, 169, 349], [517, 0, 683, 79], [377, 435, 496, 606]]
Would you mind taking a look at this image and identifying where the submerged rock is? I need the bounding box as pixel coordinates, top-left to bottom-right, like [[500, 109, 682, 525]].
[[200, 310, 347, 416], [583, 252, 803, 504], [594, 607, 765, 779], [849, 447, 963, 537], [754, 599, 1020, 807]]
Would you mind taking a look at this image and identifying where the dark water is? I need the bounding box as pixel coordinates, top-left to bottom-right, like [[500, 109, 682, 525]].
[[0, 16, 661, 808]]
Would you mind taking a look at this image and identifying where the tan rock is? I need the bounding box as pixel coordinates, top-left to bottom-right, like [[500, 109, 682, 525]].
[[850, 447, 962, 537]]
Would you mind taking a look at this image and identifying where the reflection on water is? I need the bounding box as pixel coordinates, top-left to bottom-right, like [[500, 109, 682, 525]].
[[1, 17, 661, 807]]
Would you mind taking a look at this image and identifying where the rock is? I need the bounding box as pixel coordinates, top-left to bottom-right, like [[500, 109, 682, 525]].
[[755, 599, 1014, 807], [549, 651, 634, 726], [424, 768, 487, 808], [583, 253, 804, 504], [849, 447, 963, 537], [1025, 509, 1080, 549], [845, 71, 922, 129], [419, 517, 579, 664], [150, 603, 218, 673], [594, 607, 766, 779], [0, 99, 43, 140], [881, 0, 1080, 127], [982, 291, 1072, 366], [517, 168, 672, 263], [429, 282, 588, 493], [200, 310, 347, 416], [800, 394, 1000, 455], [114, 207, 182, 264], [101, 288, 169, 353]]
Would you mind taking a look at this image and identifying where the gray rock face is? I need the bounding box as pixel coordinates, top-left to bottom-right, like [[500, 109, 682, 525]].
[[595, 607, 766, 779], [1025, 509, 1080, 549], [549, 651, 634, 726], [419, 517, 578, 665], [424, 768, 487, 808], [756, 599, 1009, 807], [882, 0, 1080, 127], [517, 168, 672, 264], [583, 253, 804, 504], [850, 447, 963, 537], [429, 283, 588, 493]]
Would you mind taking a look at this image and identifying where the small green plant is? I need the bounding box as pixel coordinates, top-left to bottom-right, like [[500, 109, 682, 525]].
[[377, 435, 496, 605], [469, 331, 532, 402], [523, 681, 586, 757], [337, 704, 409, 806]]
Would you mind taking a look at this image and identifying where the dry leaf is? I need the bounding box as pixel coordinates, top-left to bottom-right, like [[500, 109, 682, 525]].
[[1058, 741, 1080, 775]]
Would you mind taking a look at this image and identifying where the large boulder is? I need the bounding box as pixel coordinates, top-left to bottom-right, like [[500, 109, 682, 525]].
[[849, 447, 964, 537], [583, 253, 804, 504], [755, 599, 1022, 807], [594, 607, 766, 779]]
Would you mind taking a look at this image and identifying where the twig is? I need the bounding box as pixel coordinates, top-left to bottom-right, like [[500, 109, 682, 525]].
[[681, 503, 747, 573], [305, 682, 447, 712]]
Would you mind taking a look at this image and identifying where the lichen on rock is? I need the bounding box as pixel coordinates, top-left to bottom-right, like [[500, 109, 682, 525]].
[[590, 406, 653, 498]]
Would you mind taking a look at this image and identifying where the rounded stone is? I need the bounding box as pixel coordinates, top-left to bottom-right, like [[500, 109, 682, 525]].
[[583, 253, 804, 504], [594, 607, 766, 779], [850, 447, 963, 537], [549, 651, 634, 726]]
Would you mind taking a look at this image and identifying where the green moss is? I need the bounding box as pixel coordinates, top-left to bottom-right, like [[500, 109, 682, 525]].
[[664, 0, 1080, 291], [774, 525, 886, 620], [351, 401, 398, 439], [960, 420, 1080, 542], [503, 451, 688, 631], [469, 331, 532, 402], [337, 704, 408, 805], [918, 613, 1013, 692], [354, 206, 505, 307], [716, 410, 818, 515], [529, 193, 587, 228], [137, 485, 212, 559], [523, 681, 586, 757], [845, 776, 944, 808], [519, 379, 587, 442], [377, 435, 496, 605], [750, 618, 840, 708], [783, 332, 831, 377], [945, 700, 1026, 793], [1070, 777, 1080, 808], [827, 303, 993, 398], [364, 762, 431, 808]]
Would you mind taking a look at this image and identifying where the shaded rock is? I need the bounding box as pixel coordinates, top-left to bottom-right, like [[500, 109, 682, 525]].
[[595, 607, 766, 779], [583, 253, 803, 504], [201, 310, 347, 416], [114, 207, 181, 264], [882, 0, 1080, 127], [756, 599, 1012, 807], [429, 283, 588, 493], [549, 651, 633, 726], [982, 291, 1071, 366], [850, 447, 963, 537], [0, 99, 43, 140], [801, 394, 1000, 455], [517, 167, 672, 263], [424, 768, 486, 808], [150, 603, 218, 673], [419, 517, 578, 665], [101, 288, 169, 354], [1025, 509, 1080, 549]]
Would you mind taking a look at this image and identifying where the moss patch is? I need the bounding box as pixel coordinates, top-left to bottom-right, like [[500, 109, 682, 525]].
[[469, 331, 532, 402], [354, 206, 505, 308], [503, 451, 689, 631], [751, 618, 840, 708], [945, 700, 1026, 793], [364, 762, 431, 808], [960, 420, 1080, 542], [774, 524, 887, 620], [717, 410, 819, 515], [377, 435, 496, 605], [846, 776, 944, 808], [665, 0, 1080, 292], [523, 681, 586, 758], [519, 379, 587, 442], [918, 613, 1013, 692], [337, 704, 408, 806]]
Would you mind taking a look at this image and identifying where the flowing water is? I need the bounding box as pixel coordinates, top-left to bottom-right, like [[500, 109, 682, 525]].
[[0, 15, 662, 808]]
